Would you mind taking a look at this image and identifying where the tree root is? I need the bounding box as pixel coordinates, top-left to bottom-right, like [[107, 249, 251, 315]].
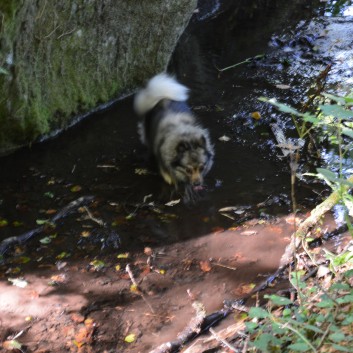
[[0, 195, 94, 256]]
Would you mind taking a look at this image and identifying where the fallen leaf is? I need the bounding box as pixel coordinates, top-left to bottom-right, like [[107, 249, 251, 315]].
[[124, 333, 136, 343], [90, 260, 105, 271], [84, 317, 95, 328], [44, 191, 54, 199], [12, 221, 23, 227], [50, 274, 67, 283], [218, 135, 231, 142], [115, 264, 121, 271], [8, 278, 28, 288], [0, 219, 8, 227], [71, 313, 85, 323], [39, 236, 52, 244], [70, 185, 82, 192], [56, 252, 70, 260], [56, 261, 67, 270], [3, 340, 22, 351], [251, 111, 261, 120], [117, 253, 129, 259], [80, 230, 91, 238], [135, 168, 149, 175], [130, 284, 139, 293], [36, 219, 49, 225], [275, 84, 291, 89], [165, 199, 181, 207], [240, 230, 257, 236], [200, 260, 212, 272]]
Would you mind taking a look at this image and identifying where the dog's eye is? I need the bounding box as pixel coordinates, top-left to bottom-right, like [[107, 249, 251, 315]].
[[185, 167, 193, 174], [199, 165, 204, 172]]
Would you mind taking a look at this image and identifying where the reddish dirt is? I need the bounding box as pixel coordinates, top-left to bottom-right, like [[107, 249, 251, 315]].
[[0, 214, 343, 353]]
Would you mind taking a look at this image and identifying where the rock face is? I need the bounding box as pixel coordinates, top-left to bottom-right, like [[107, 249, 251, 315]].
[[0, 1, 197, 155]]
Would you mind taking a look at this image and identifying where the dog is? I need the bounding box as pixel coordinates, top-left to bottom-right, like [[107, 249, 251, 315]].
[[134, 73, 214, 197]]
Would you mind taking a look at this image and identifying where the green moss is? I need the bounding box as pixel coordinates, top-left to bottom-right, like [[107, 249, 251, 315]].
[[0, 0, 197, 155]]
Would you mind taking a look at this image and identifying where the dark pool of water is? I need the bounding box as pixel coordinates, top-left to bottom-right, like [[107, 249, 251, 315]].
[[0, 0, 337, 259]]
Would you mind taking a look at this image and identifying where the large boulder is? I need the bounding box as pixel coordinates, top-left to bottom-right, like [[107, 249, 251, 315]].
[[0, 1, 197, 155]]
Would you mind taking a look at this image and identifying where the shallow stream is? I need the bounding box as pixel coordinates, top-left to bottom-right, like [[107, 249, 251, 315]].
[[0, 0, 352, 260]]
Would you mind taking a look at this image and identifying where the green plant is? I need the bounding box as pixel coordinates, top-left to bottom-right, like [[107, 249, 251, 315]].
[[245, 269, 353, 352]]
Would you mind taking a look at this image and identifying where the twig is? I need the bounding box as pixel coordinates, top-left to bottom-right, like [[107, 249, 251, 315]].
[[209, 328, 239, 352], [83, 206, 105, 226], [212, 261, 237, 271], [0, 195, 94, 256], [149, 300, 206, 353], [43, 23, 60, 39], [57, 27, 76, 39], [216, 54, 265, 72], [126, 264, 155, 314]]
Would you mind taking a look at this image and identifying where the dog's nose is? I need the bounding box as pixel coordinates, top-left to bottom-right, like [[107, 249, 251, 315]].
[[192, 180, 201, 187]]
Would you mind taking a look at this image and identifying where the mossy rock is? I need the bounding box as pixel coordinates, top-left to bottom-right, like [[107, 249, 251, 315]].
[[0, 0, 196, 155]]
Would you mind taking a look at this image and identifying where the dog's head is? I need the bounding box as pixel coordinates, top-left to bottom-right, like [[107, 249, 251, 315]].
[[170, 134, 214, 188]]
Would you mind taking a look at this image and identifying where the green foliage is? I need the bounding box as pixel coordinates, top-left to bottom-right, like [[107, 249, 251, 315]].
[[248, 91, 353, 352], [262, 91, 353, 232], [245, 271, 353, 352]]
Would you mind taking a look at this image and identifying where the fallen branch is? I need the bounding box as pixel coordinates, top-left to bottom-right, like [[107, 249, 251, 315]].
[[0, 195, 94, 256], [209, 328, 238, 352], [149, 301, 206, 353]]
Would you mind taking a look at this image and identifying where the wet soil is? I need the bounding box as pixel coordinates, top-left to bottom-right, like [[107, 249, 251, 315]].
[[1, 1, 352, 352]]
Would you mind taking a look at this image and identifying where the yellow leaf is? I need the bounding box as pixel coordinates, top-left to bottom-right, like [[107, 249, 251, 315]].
[[124, 333, 136, 343], [73, 339, 84, 348], [130, 284, 139, 293], [0, 219, 9, 227], [135, 168, 149, 175], [115, 264, 121, 271], [90, 260, 105, 270], [3, 340, 22, 350], [117, 253, 129, 259], [251, 111, 261, 120], [81, 231, 91, 238], [70, 185, 82, 192]]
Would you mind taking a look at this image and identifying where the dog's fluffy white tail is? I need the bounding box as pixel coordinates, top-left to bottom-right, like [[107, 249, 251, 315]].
[[134, 73, 189, 115]]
